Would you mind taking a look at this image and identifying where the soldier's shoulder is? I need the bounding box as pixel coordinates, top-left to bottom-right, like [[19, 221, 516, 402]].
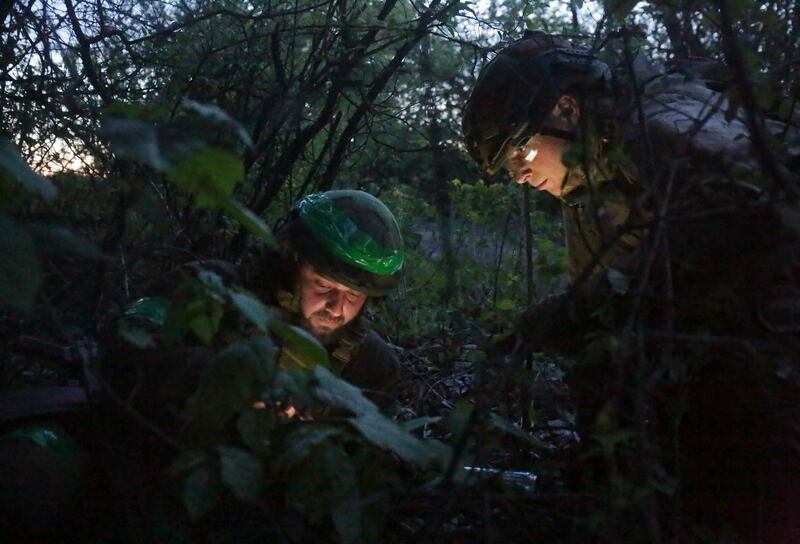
[[335, 320, 399, 388]]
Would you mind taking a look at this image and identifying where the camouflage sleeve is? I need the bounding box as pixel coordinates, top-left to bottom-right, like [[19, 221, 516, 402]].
[[340, 329, 400, 411], [494, 271, 616, 362]]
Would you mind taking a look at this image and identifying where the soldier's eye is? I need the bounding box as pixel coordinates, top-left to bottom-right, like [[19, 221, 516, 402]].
[[524, 147, 538, 162]]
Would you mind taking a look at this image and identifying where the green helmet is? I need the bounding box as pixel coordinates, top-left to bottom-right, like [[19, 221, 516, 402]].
[[463, 31, 609, 175], [283, 190, 404, 296]]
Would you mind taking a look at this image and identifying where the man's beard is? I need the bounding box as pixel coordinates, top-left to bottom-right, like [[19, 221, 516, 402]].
[[300, 310, 345, 344]]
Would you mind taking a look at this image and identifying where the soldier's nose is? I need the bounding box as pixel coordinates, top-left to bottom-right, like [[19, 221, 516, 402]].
[[325, 292, 345, 316]]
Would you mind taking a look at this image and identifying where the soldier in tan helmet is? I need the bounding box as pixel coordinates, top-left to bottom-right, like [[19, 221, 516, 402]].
[[464, 31, 800, 542]]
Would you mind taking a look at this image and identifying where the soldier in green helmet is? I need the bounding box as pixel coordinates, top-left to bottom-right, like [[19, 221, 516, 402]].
[[0, 190, 406, 540], [129, 189, 406, 410], [255, 189, 405, 409], [463, 31, 800, 542]]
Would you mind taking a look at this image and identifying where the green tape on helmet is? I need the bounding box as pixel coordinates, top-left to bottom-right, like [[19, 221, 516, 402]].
[[296, 193, 404, 276]]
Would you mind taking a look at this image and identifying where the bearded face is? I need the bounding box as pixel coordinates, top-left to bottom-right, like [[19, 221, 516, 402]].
[[295, 262, 367, 340]]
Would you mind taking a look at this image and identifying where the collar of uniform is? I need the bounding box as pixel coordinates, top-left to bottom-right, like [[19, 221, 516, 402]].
[[560, 140, 638, 207]]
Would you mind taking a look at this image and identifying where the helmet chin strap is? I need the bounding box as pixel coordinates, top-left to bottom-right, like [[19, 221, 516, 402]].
[[539, 126, 576, 141], [538, 108, 578, 141]]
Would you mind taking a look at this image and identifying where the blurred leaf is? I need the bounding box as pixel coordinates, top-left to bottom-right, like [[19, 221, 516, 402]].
[[169, 450, 208, 476], [117, 321, 155, 348], [350, 410, 450, 470], [26, 224, 104, 260], [270, 320, 329, 369], [224, 199, 277, 247], [219, 446, 263, 502], [488, 412, 547, 449], [0, 215, 41, 311], [229, 289, 272, 331], [401, 416, 441, 432], [273, 368, 318, 406], [100, 116, 166, 169], [536, 238, 556, 254], [278, 433, 358, 531], [183, 336, 277, 447], [194, 270, 229, 302], [443, 400, 474, 436], [496, 298, 516, 311], [0, 137, 56, 200], [168, 146, 243, 208], [183, 465, 220, 520], [124, 296, 171, 328], [274, 425, 345, 474], [185, 299, 224, 344], [237, 409, 274, 456], [323, 445, 361, 544], [182, 100, 254, 148], [313, 365, 378, 416]]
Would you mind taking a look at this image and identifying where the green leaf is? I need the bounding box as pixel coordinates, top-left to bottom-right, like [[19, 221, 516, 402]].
[[312, 365, 378, 416], [195, 270, 228, 299], [26, 224, 104, 260], [273, 425, 345, 474], [0, 138, 56, 200], [168, 449, 207, 475], [224, 199, 277, 247], [400, 416, 440, 432], [349, 410, 451, 470], [229, 289, 271, 330], [0, 215, 41, 311], [181, 100, 254, 148], [219, 446, 264, 502], [183, 336, 277, 447], [117, 321, 155, 348], [183, 465, 220, 520], [167, 146, 243, 209], [100, 116, 166, 170], [443, 400, 474, 436], [270, 320, 329, 369], [496, 299, 516, 311], [236, 409, 274, 456], [124, 296, 172, 328], [272, 426, 363, 542], [185, 299, 224, 344], [488, 412, 547, 449], [323, 445, 361, 544]]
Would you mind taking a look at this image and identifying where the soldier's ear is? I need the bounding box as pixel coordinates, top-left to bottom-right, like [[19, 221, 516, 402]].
[[555, 95, 580, 124]]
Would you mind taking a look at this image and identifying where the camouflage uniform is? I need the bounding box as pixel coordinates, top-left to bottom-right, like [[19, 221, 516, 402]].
[[558, 53, 799, 280], [465, 34, 800, 541]]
